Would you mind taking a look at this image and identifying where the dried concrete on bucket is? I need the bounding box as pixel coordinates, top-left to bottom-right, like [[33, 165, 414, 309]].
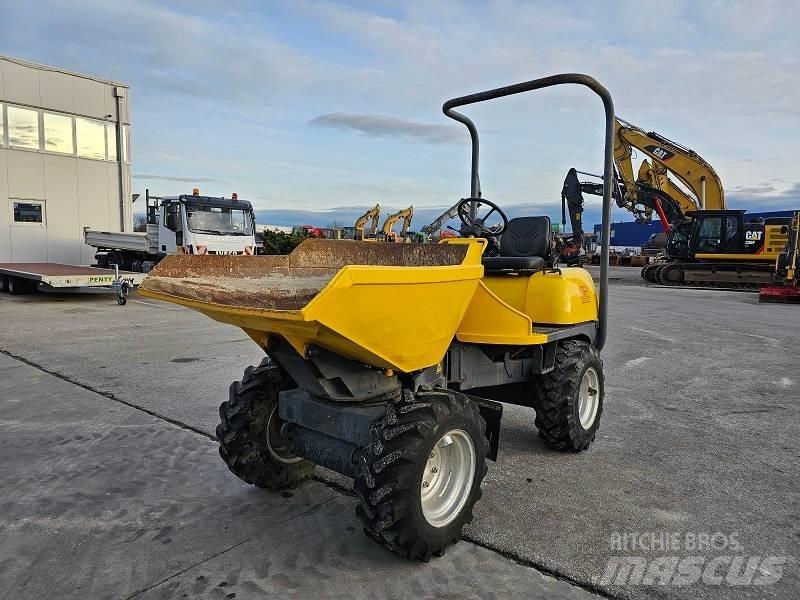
[[144, 270, 337, 310]]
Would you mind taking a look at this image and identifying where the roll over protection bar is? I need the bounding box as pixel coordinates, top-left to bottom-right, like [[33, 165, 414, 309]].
[[442, 73, 614, 351]]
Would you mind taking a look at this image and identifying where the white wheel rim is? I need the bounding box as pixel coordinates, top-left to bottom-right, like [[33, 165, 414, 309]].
[[578, 367, 600, 429], [420, 429, 476, 528], [266, 404, 303, 465]]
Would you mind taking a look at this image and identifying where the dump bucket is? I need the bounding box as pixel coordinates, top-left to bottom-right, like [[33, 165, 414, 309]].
[[140, 239, 485, 372]]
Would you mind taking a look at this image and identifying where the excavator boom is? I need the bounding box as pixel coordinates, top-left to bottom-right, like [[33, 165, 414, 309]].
[[421, 203, 460, 236], [354, 204, 381, 239], [381, 206, 414, 236], [615, 118, 725, 213]]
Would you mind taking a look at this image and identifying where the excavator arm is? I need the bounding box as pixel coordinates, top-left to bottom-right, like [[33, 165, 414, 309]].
[[615, 118, 725, 213], [354, 204, 381, 239], [381, 206, 414, 236], [421, 203, 460, 236], [568, 117, 726, 233]]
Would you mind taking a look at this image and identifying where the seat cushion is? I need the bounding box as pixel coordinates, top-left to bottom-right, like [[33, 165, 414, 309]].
[[500, 216, 552, 258], [482, 255, 545, 273]]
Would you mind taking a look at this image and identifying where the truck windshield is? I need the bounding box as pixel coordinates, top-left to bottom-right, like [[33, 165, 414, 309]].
[[186, 206, 253, 236]]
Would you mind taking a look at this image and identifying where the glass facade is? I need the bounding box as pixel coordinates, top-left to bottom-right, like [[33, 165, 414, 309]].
[[106, 122, 117, 161], [76, 117, 106, 160], [43, 112, 74, 154], [7, 106, 40, 149], [0, 103, 126, 161]]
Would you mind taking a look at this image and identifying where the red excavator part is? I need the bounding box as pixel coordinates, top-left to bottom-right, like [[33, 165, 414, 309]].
[[759, 285, 800, 303]]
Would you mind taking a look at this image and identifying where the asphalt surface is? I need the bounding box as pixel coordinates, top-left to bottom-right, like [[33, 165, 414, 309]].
[[0, 353, 595, 600], [1, 275, 798, 599]]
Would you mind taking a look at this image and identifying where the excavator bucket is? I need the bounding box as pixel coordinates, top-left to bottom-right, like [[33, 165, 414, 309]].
[[139, 239, 485, 372]]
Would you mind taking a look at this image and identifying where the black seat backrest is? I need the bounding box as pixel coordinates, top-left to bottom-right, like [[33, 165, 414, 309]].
[[500, 216, 552, 258]]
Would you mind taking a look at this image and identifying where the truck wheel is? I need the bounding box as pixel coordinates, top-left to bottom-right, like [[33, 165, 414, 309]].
[[354, 389, 488, 561], [532, 339, 603, 452], [0, 275, 8, 293], [8, 277, 30, 295], [216, 358, 314, 491]]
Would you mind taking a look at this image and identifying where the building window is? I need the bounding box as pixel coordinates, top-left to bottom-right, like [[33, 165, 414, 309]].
[[43, 112, 74, 154], [122, 124, 131, 163], [7, 106, 40, 149], [76, 117, 106, 160], [106, 122, 117, 161], [13, 201, 45, 224]]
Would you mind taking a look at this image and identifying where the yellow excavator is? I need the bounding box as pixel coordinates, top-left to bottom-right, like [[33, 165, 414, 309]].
[[380, 206, 414, 241], [354, 204, 381, 240], [565, 118, 791, 288]]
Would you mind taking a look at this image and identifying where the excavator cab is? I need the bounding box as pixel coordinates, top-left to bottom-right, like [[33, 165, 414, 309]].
[[668, 210, 784, 259]]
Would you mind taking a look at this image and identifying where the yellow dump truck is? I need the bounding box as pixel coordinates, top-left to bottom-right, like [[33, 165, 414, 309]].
[[140, 73, 615, 561]]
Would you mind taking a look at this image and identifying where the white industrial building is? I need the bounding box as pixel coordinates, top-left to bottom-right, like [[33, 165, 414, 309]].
[[0, 56, 132, 264]]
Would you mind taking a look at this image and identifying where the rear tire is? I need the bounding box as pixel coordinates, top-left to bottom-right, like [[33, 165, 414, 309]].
[[8, 277, 31, 295], [216, 358, 314, 490], [533, 339, 604, 452], [354, 389, 488, 561], [0, 275, 8, 293]]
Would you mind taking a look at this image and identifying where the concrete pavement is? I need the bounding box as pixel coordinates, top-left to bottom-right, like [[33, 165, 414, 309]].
[[0, 280, 797, 599], [0, 352, 599, 600]]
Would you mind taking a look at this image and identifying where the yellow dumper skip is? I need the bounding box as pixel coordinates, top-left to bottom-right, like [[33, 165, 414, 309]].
[[140, 239, 485, 372], [140, 238, 599, 373]]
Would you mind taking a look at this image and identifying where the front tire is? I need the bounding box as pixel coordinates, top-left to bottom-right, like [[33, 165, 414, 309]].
[[216, 358, 314, 490], [533, 339, 604, 452], [354, 389, 488, 561]]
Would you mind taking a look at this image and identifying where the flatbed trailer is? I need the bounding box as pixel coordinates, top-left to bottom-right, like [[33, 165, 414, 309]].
[[0, 263, 146, 304]]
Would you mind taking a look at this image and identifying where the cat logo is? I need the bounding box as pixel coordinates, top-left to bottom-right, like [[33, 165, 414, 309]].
[[645, 144, 675, 161], [745, 231, 763, 241]]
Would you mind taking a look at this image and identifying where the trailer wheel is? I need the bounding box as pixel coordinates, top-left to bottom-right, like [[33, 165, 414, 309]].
[[532, 339, 604, 452], [354, 389, 488, 561], [216, 358, 314, 491], [8, 277, 31, 296], [0, 275, 8, 293]]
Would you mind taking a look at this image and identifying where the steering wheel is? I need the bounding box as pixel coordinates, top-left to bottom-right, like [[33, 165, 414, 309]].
[[456, 198, 508, 256], [456, 198, 508, 236]]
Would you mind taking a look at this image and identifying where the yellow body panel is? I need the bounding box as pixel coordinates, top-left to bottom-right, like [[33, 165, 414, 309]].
[[484, 268, 598, 325], [457, 268, 598, 344]]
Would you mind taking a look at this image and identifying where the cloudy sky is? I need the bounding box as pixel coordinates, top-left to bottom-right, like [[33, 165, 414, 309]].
[[4, 0, 799, 228]]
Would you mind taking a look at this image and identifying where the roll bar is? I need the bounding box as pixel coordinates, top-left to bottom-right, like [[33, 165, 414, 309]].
[[442, 73, 614, 351]]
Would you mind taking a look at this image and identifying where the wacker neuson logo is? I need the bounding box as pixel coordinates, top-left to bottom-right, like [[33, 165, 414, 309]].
[[597, 531, 788, 587]]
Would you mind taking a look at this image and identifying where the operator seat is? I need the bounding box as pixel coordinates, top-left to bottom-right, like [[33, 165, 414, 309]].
[[482, 216, 552, 273]]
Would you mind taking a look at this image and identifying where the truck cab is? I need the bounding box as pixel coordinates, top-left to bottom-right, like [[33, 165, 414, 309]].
[[153, 191, 256, 256], [87, 190, 257, 272]]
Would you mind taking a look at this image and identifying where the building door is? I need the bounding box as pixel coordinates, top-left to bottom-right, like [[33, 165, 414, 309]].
[[10, 200, 48, 262]]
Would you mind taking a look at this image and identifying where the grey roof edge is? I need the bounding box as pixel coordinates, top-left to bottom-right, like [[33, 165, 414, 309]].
[[0, 55, 129, 88]]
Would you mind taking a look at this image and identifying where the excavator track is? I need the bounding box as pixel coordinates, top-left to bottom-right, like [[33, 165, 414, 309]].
[[642, 262, 773, 291]]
